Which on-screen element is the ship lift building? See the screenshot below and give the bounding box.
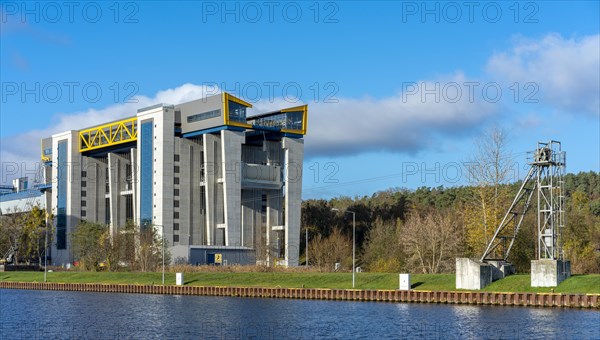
[1,93,307,267]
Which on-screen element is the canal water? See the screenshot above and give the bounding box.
[1,289,598,339]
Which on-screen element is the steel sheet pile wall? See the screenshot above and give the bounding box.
[0,282,597,308]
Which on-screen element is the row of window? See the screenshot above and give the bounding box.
[187,109,221,123]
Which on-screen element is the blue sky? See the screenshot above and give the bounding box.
[1,1,599,199]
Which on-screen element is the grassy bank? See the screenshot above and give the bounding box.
[1,271,598,294]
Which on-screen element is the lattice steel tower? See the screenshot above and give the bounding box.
[534,141,566,260]
[481,141,566,262]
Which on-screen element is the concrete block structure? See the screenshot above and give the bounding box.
[455,258,514,290]
[4,92,307,267]
[531,259,571,287]
[456,258,493,290]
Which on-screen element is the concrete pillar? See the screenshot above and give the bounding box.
[203,133,217,245]
[83,157,98,223]
[191,140,204,245]
[221,130,244,247]
[130,148,137,225]
[283,137,303,266]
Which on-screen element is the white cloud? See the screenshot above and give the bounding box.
[1,77,500,184]
[487,33,600,116]
[0,83,220,184]
[304,73,497,157]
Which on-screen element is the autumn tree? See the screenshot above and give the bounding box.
[20,204,53,266]
[563,191,600,273]
[361,218,404,272]
[71,221,107,271]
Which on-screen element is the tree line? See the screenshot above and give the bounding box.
[301,171,600,274]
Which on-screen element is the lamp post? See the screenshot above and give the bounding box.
[305,227,309,266]
[44,221,48,283]
[332,208,356,288]
[162,226,165,286]
[154,224,165,285]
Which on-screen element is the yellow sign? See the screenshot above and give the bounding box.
[215,253,222,264]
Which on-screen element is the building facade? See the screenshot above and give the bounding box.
[31,92,307,266]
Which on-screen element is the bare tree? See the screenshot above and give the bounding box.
[401,211,462,274]
[464,126,515,254]
[308,228,352,271]
[135,227,168,272]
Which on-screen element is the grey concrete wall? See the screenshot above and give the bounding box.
[456,258,493,290]
[241,189,259,248]
[178,95,224,134]
[531,260,571,287]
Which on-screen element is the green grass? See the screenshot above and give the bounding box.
[482,274,600,294]
[1,271,598,294]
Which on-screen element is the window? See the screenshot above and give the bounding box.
[187,109,221,123]
[228,100,247,123]
[174,223,179,231]
[126,195,133,221]
[174,189,179,196]
[81,181,86,187]
[81,200,86,207]
[174,177,180,185]
[174,166,180,173]
[174,154,180,162]
[81,210,86,217]
[261,194,267,225]
[125,164,132,190]
[105,198,111,225]
[174,211,179,219]
[81,191,86,197]
[56,141,67,249]
[174,200,179,208]
[81,170,87,177]
[140,121,153,226]
[173,234,179,243]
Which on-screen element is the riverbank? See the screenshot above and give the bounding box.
[1,272,599,294]
[1,281,598,309]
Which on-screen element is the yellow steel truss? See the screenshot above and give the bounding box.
[79,117,137,152]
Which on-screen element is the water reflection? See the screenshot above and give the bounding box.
[1,289,598,339]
